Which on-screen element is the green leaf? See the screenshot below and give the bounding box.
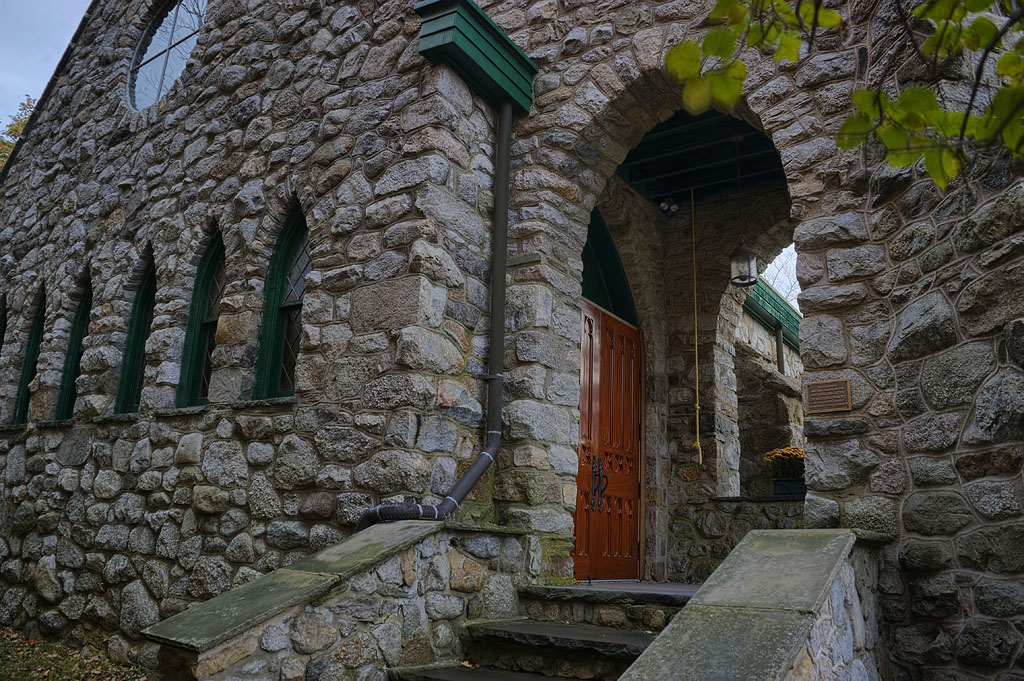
[800,3,842,29]
[894,86,942,128]
[703,27,738,58]
[817,7,842,28]
[709,0,739,20]
[682,77,713,114]
[965,0,993,10]
[852,89,882,118]
[878,123,909,150]
[924,146,961,190]
[886,148,923,166]
[728,59,748,80]
[775,32,801,62]
[798,2,815,25]
[964,16,999,51]
[772,0,799,26]
[1002,111,1024,154]
[728,2,750,26]
[921,20,966,59]
[747,23,764,48]
[710,70,744,108]
[666,41,702,82]
[837,113,875,149]
[936,110,967,136]
[997,51,1022,79]
[898,86,940,114]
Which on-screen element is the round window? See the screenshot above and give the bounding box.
[129,0,208,109]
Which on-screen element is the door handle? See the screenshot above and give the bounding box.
[592,456,609,512]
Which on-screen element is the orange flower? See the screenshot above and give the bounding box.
[762,446,805,478]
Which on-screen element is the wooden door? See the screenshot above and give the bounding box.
[572,299,642,581]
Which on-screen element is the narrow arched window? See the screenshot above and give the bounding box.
[253,209,310,399]
[56,283,93,421]
[115,264,157,414]
[13,296,45,425]
[177,234,225,407]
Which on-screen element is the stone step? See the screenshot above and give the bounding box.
[517,582,698,632]
[390,666,576,681]
[466,620,655,659]
[463,620,655,679]
[519,582,698,607]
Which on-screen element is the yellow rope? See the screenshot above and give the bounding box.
[691,189,702,467]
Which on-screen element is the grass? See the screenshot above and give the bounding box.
[0,628,149,681]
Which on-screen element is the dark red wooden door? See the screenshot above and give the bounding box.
[572,299,642,581]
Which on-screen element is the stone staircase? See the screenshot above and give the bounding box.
[390,582,698,681]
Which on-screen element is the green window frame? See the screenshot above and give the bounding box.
[13,296,46,425]
[115,264,157,414]
[0,302,6,361]
[55,284,93,421]
[253,209,310,399]
[177,234,226,407]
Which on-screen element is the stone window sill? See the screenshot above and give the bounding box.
[152,405,211,419]
[37,419,75,429]
[0,423,27,434]
[228,395,297,410]
[93,412,140,424]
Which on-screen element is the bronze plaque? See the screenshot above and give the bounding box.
[805,379,853,414]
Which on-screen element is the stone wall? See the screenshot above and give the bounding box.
[798,174,1024,679]
[153,524,535,681]
[0,0,519,659]
[784,545,881,681]
[668,497,804,583]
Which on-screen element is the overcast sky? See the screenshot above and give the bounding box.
[0,1,92,125]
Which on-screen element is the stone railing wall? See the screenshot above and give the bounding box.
[620,530,883,681]
[144,520,543,680]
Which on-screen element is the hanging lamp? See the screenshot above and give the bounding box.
[727,134,758,287]
[729,241,758,287]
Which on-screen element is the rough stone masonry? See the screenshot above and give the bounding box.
[0,0,1022,678]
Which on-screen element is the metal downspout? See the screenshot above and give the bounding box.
[357,99,514,530]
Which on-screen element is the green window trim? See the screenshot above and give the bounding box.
[253,209,310,400]
[742,278,801,351]
[581,209,638,325]
[115,264,157,414]
[13,296,46,425]
[0,303,6,362]
[177,234,225,407]
[55,284,93,420]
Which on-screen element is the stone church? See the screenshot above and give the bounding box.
[0,0,1021,678]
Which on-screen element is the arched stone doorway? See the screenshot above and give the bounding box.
[541,108,806,582]
[495,21,846,583]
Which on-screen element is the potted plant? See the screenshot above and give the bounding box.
[763,446,806,496]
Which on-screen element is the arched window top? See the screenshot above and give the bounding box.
[177,233,225,407]
[13,294,46,425]
[130,0,208,109]
[115,263,157,414]
[254,209,310,399]
[56,283,93,421]
[582,209,637,326]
